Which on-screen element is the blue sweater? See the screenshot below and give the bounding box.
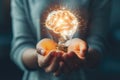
[11,0,111,80]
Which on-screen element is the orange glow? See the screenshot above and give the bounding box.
[36,39,58,56]
[45,9,78,40]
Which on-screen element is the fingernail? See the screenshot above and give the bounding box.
[41,50,45,54]
[37,48,45,55]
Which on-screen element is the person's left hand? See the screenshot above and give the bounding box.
[54,38,88,75]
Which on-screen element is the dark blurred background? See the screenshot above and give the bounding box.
[0,0,22,80]
[0,0,120,80]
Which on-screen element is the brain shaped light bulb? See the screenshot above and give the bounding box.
[45,9,78,40]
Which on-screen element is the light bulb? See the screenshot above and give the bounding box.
[45,9,78,52]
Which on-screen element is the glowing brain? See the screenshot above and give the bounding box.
[45,10,78,39]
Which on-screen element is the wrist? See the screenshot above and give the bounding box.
[22,48,39,70]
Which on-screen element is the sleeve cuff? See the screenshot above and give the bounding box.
[88,43,103,55]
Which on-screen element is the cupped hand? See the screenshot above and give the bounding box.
[36,38,88,76]
[36,38,63,74]
[37,50,63,73]
[65,38,88,59]
[62,38,88,72]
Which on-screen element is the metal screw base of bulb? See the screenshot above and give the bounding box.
[57,44,68,52]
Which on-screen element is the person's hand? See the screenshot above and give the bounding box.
[62,38,88,73]
[66,38,88,59]
[37,50,63,73]
[36,39,63,75]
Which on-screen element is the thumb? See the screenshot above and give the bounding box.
[79,42,88,59]
[36,47,45,55]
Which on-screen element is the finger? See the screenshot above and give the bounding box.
[79,41,88,59]
[72,57,82,70]
[37,54,45,67]
[69,51,84,68]
[64,52,82,70]
[36,47,45,55]
[53,61,64,76]
[38,51,55,68]
[68,52,81,69]
[45,52,62,73]
[63,52,77,70]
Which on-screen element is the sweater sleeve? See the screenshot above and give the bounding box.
[10,0,36,71]
[87,0,111,54]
